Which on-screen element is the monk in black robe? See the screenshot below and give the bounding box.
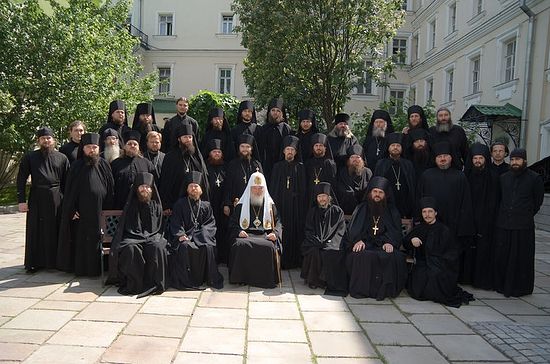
[465,143,500,289]
[98,100,130,150]
[100,128,122,163]
[401,105,430,155]
[295,109,319,161]
[161,97,200,152]
[159,124,209,212]
[417,142,475,283]
[109,172,168,296]
[131,102,160,152]
[304,133,338,206]
[491,141,510,175]
[143,131,165,182]
[205,139,229,264]
[494,148,544,297]
[270,136,307,269]
[428,107,469,170]
[200,107,235,162]
[403,128,434,179]
[223,134,263,217]
[259,97,292,180]
[362,110,395,170]
[403,197,474,307]
[374,133,416,226]
[335,145,372,215]
[301,183,347,296]
[230,100,262,156]
[345,177,407,300]
[111,130,156,209]
[327,113,359,169]
[59,120,85,164]
[228,172,282,288]
[17,127,70,272]
[166,171,223,289]
[57,133,114,276]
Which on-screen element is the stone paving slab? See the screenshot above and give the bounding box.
[180,327,246,355]
[123,313,189,338]
[377,345,449,364]
[428,334,509,361]
[0,328,52,344]
[246,341,312,363]
[23,344,105,364]
[3,309,75,331]
[361,322,431,345]
[101,335,180,363]
[173,352,244,364]
[248,318,308,342]
[46,320,124,347]
[309,331,377,357]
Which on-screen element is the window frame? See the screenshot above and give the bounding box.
[158,13,174,36]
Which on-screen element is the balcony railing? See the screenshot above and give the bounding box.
[127,24,150,50]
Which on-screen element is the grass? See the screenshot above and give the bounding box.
[0,184,26,206]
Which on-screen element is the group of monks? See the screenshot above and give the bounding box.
[17,96,545,305]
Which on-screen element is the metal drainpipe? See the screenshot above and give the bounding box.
[519,0,535,149]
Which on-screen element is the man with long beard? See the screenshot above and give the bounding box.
[57,133,114,276]
[111,130,156,209]
[98,100,130,150]
[159,124,209,213]
[401,105,430,156]
[465,143,500,289]
[108,172,168,296]
[259,97,292,180]
[223,134,263,217]
[200,107,235,162]
[131,102,160,152]
[362,110,395,170]
[403,128,433,178]
[335,145,372,215]
[301,182,347,296]
[494,148,544,297]
[228,172,282,288]
[100,128,121,163]
[230,100,262,156]
[270,135,307,269]
[17,127,70,273]
[59,120,85,164]
[345,176,407,300]
[166,171,223,289]
[304,133,337,206]
[428,107,469,169]
[327,113,359,168]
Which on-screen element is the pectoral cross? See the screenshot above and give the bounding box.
[395,180,401,191]
[186,168,190,173]
[215,178,221,187]
[314,177,320,185]
[372,224,379,236]
[286,176,290,189]
[372,216,381,236]
[243,174,247,184]
[376,147,380,156]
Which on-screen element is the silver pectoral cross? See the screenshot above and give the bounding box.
[215,178,221,187]
[395,180,401,190]
[372,224,379,235]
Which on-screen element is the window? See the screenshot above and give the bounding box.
[426,78,434,102]
[389,90,405,115]
[446,68,454,102]
[158,67,171,95]
[401,0,408,11]
[475,0,483,15]
[411,34,419,63]
[355,61,373,95]
[428,20,436,50]
[504,38,516,82]
[409,86,417,105]
[392,38,408,64]
[219,68,232,94]
[159,14,173,36]
[471,56,481,93]
[221,14,234,34]
[448,3,457,34]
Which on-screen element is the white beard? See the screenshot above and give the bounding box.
[250,194,264,207]
[372,127,386,138]
[104,144,120,163]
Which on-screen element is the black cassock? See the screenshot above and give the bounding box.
[111,156,156,209]
[159,150,209,210]
[345,202,407,300]
[362,136,388,171]
[161,114,200,152]
[230,122,262,155]
[304,157,338,206]
[428,125,469,169]
[403,221,472,308]
[228,204,282,288]
[98,122,130,150]
[17,150,69,270]
[466,166,500,289]
[494,169,544,297]
[109,191,168,295]
[492,162,510,176]
[327,134,359,169]
[259,122,292,180]
[335,167,372,215]
[269,160,307,269]
[144,150,165,183]
[166,197,223,289]
[200,126,236,162]
[223,158,263,209]
[59,141,79,164]
[417,167,475,283]
[374,158,416,219]
[301,204,348,296]
[207,163,229,264]
[57,158,114,276]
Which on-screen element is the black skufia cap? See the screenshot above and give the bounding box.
[432,141,452,157]
[409,128,429,142]
[176,124,194,138]
[36,127,54,138]
[386,132,403,147]
[81,133,100,146]
[347,144,363,158]
[238,134,255,146]
[311,133,327,145]
[282,135,299,150]
[367,176,389,193]
[510,148,527,159]
[123,130,141,143]
[314,182,332,197]
[207,138,223,153]
[419,196,437,210]
[334,113,350,124]
[134,172,154,188]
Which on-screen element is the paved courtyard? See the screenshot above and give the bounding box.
[1,212,550,363]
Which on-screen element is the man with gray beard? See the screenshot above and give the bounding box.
[17,127,70,273]
[327,113,359,169]
[100,128,121,163]
[362,110,395,171]
[335,145,372,215]
[428,107,469,169]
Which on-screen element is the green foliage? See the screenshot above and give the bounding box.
[232,0,405,128]
[187,90,241,135]
[0,0,157,155]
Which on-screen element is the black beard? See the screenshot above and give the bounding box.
[40,145,53,156]
[85,154,99,166]
[139,122,153,135]
[436,122,452,133]
[207,156,224,166]
[511,163,526,175]
[348,164,364,176]
[180,143,195,155]
[268,114,282,124]
[367,195,387,217]
[240,153,251,161]
[472,164,485,172]
[413,147,430,165]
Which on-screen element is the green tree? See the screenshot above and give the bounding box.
[188,90,241,135]
[0,0,157,158]
[232,0,405,127]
